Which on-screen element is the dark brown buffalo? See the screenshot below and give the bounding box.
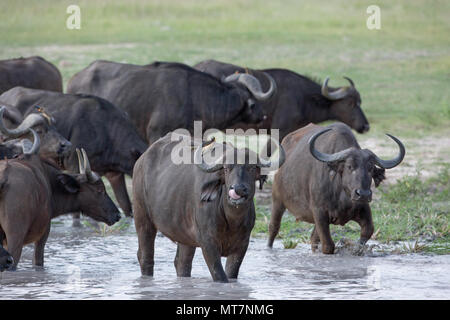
[133,133,285,282]
[0,56,63,94]
[0,131,121,270]
[66,60,276,145]
[0,104,72,159]
[194,60,370,154]
[0,244,13,271]
[0,87,148,218]
[269,123,405,254]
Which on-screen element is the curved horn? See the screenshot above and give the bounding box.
[343,76,355,87]
[372,134,405,169]
[22,128,40,155]
[75,148,85,175]
[308,128,353,163]
[258,137,286,169]
[321,77,350,101]
[0,108,46,138]
[81,148,100,182]
[194,143,224,173]
[224,72,277,101]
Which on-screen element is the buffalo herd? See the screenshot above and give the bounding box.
[0,56,405,282]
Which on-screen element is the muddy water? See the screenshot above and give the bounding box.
[0,216,449,300]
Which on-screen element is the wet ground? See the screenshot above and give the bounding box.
[0,216,449,300]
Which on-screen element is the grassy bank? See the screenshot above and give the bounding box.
[253,166,450,254]
[1,0,448,253]
[0,0,449,138]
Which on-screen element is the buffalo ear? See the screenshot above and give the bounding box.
[57,173,80,194]
[373,166,386,187]
[327,161,343,174]
[200,179,223,202]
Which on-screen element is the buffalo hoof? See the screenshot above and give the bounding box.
[321,244,335,254]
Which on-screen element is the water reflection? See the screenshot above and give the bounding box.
[0,216,448,300]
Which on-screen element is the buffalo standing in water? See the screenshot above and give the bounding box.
[0,87,147,218]
[0,131,121,270]
[269,123,405,254]
[133,133,285,282]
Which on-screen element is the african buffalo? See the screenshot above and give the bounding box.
[0,245,13,272]
[268,123,405,254]
[66,60,276,144]
[0,56,63,94]
[0,107,38,159]
[0,87,148,217]
[133,133,285,282]
[0,104,72,160]
[194,60,370,154]
[0,131,121,270]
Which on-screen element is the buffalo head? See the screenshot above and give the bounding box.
[309,128,405,203]
[321,77,370,134]
[57,148,121,225]
[195,138,285,206]
[222,72,277,124]
[0,106,72,158]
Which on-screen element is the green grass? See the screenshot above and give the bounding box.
[0,0,448,252]
[0,0,449,138]
[253,166,450,253]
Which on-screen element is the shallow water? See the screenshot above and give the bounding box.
[0,216,449,300]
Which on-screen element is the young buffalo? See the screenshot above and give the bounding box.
[133,133,285,282]
[269,123,405,254]
[0,131,121,270]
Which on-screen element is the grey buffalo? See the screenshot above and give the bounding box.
[66,60,276,144]
[194,59,370,155]
[132,133,285,282]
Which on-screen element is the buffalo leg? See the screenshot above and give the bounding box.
[225,241,249,279]
[313,212,335,254]
[72,212,82,227]
[310,226,320,252]
[33,224,50,267]
[5,233,26,271]
[174,243,196,277]
[200,243,228,283]
[354,205,374,245]
[104,172,133,217]
[134,202,156,276]
[267,198,286,248]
